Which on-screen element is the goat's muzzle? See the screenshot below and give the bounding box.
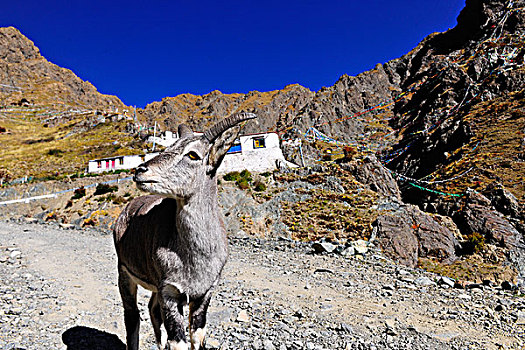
[133,165,156,185]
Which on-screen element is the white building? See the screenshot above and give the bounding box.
[87,132,297,174]
[87,153,159,173]
[217,132,296,174]
[147,131,178,148]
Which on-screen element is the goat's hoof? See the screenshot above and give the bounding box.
[166,340,189,350]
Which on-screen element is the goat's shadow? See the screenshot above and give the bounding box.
[62,326,125,350]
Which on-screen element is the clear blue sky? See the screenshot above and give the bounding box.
[2,0,465,107]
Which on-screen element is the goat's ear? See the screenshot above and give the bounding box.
[178,124,193,138]
[206,125,240,175]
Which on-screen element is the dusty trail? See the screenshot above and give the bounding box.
[0,221,523,349]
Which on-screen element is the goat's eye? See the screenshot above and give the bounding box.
[187,151,201,160]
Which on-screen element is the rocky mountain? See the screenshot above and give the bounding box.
[376,0,525,283]
[0,26,124,109]
[136,0,525,284]
[139,66,399,160]
[0,0,524,286]
[138,84,315,135]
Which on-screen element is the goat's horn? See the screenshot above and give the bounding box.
[203,113,257,142]
[178,124,193,138]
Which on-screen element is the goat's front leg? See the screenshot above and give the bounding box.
[160,285,188,350]
[118,266,140,350]
[189,290,213,350]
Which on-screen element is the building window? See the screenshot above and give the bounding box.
[253,137,266,149]
[227,140,242,154]
[97,161,102,168]
[119,157,124,165]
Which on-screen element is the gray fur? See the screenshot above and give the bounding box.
[113,113,256,350]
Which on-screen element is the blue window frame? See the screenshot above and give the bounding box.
[227,141,242,154]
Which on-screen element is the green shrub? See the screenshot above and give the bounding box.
[236,179,250,190]
[94,183,118,196]
[47,149,64,157]
[253,181,267,192]
[464,231,485,254]
[71,187,86,200]
[70,172,86,179]
[240,169,252,181]
[112,196,127,205]
[96,193,117,202]
[40,174,59,181]
[223,171,241,181]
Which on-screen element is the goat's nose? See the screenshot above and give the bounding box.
[135,165,149,174]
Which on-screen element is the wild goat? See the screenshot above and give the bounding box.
[113,113,256,350]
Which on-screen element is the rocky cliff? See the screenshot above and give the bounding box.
[378,0,525,282]
[139,66,399,162]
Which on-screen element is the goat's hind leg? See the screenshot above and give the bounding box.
[189,290,213,350]
[149,292,167,349]
[118,266,140,350]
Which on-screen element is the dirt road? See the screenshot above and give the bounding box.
[0,221,523,349]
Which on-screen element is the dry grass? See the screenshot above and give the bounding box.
[419,254,517,284]
[278,165,380,242]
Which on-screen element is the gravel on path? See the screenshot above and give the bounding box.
[0,221,524,349]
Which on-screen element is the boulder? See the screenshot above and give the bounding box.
[312,241,337,254]
[454,203,520,248]
[454,189,521,249]
[483,183,523,219]
[343,156,401,199]
[453,190,525,284]
[375,212,419,267]
[374,200,459,268]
